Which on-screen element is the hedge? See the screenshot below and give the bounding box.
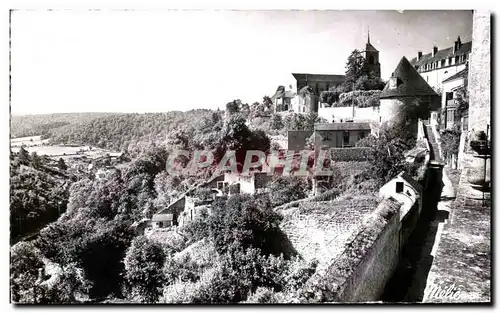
[324,90,381,108]
[330,148,371,162]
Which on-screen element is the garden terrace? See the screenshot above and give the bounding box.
[279,192,379,269]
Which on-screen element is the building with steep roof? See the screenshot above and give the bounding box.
[409,36,471,91]
[379,56,439,124]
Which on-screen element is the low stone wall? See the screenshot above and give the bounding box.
[300,197,402,302]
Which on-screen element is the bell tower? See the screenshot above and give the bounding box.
[364,29,381,78]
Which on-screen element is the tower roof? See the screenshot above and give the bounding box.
[365,29,378,52]
[379,56,438,99]
[366,42,379,52]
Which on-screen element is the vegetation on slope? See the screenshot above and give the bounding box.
[10,148,71,244]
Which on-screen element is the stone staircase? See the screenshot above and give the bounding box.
[424,125,443,163]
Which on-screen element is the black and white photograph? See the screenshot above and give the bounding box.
[8,7,492,305]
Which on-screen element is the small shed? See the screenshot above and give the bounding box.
[151,213,174,229]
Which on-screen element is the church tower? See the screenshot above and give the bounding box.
[364,30,381,78]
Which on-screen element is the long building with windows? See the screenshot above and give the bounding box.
[409,36,471,92]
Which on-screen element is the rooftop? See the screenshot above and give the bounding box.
[314,122,371,131]
[151,213,173,222]
[292,73,345,83]
[409,41,472,67]
[380,56,439,99]
[443,67,469,83]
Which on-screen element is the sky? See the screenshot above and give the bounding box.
[10,9,473,115]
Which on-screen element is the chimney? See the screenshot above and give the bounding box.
[453,36,462,54]
[417,51,422,61]
[432,46,438,57]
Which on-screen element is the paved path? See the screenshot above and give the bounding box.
[381,123,450,302]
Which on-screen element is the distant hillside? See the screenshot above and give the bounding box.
[10,113,115,138]
[46,110,220,153]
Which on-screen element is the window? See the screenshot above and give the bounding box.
[358,132,366,141]
[441,59,446,67]
[455,56,460,64]
[448,57,453,65]
[343,131,349,145]
[369,55,375,64]
[447,110,455,122]
[396,182,404,193]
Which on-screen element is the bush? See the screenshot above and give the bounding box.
[336,90,381,108]
[10,242,45,303]
[123,236,166,303]
[329,148,371,161]
[268,176,309,207]
[192,245,288,303]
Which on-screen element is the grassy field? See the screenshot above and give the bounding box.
[10,135,118,160]
[10,135,50,147]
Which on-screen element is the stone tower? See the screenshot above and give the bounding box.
[364,30,381,78]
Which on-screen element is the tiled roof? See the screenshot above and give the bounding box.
[152,213,173,222]
[409,41,472,67]
[399,171,422,193]
[442,67,469,83]
[292,73,345,83]
[314,122,371,131]
[379,56,439,99]
[271,90,296,101]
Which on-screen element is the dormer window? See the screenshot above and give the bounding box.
[389,77,398,89]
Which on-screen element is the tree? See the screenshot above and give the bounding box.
[455,86,469,120]
[270,114,284,130]
[356,125,418,186]
[354,75,386,91]
[267,176,308,207]
[440,126,461,168]
[226,100,241,115]
[10,242,45,303]
[207,194,284,256]
[303,112,326,131]
[263,96,273,111]
[194,245,287,303]
[123,236,166,303]
[342,49,367,92]
[58,158,67,171]
[31,152,41,169]
[18,147,30,165]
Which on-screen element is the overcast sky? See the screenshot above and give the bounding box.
[10,10,473,115]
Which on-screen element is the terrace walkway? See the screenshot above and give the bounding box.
[382,123,491,303]
[381,122,447,302]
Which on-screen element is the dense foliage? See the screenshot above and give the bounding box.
[11,113,115,138]
[10,148,71,243]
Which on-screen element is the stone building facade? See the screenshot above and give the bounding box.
[409,36,472,91]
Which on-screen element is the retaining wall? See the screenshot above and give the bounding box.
[301,197,402,302]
